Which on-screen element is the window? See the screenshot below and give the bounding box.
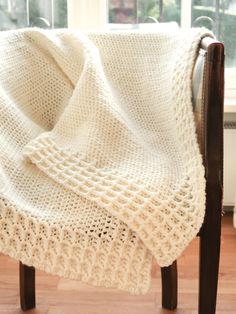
[109,0,180,25]
[0,0,67,29]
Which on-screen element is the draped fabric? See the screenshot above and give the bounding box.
[0,26,210,294]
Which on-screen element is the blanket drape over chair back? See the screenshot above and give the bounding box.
[0,26,211,294]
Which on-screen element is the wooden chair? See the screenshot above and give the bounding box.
[19,37,224,314]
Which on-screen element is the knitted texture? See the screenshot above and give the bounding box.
[0,26,210,294]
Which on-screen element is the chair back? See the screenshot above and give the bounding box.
[192,37,224,225]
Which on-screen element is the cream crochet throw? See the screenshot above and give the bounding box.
[0,26,209,294]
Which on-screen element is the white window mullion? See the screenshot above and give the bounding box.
[67,0,108,30]
[51,0,55,29]
[181,0,192,28]
[26,0,30,26]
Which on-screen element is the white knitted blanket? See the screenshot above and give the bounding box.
[0,26,209,294]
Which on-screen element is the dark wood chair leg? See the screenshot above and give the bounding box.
[198,185,222,314]
[19,262,36,311]
[161,261,177,310]
[199,229,221,314]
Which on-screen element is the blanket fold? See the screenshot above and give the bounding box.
[0,26,209,294]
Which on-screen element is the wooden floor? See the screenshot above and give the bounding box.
[0,213,235,314]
